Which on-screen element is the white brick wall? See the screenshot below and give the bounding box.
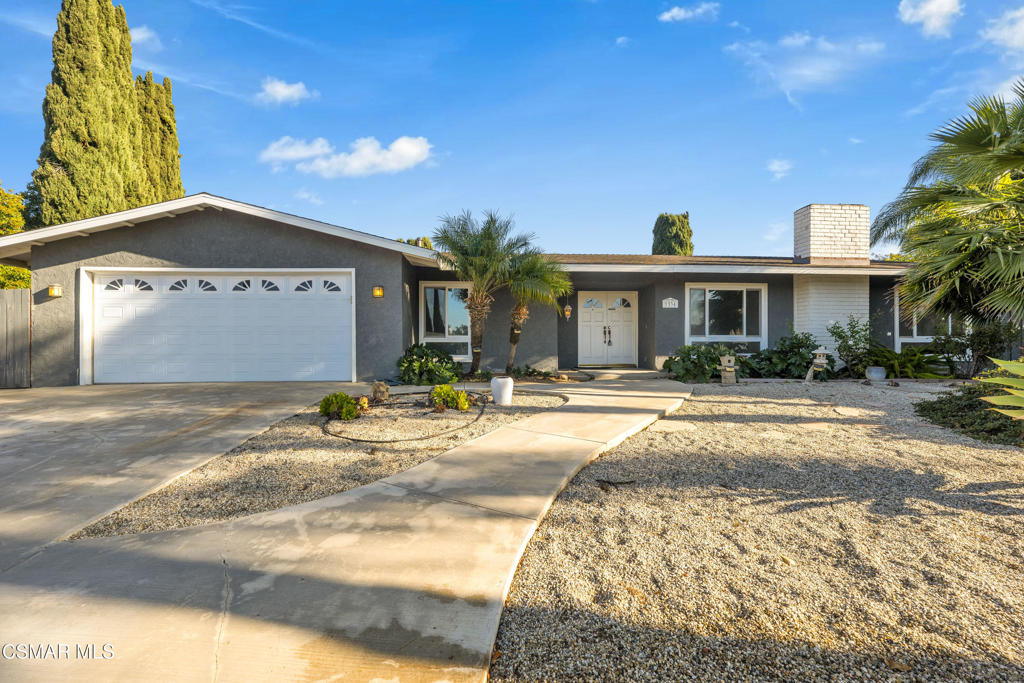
[793,204,870,261]
[793,275,870,357]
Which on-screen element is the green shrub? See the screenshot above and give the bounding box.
[747,332,834,379]
[429,383,470,411]
[319,392,359,420]
[509,365,553,380]
[662,345,722,382]
[826,315,873,377]
[933,320,1021,378]
[915,380,1024,446]
[398,344,461,385]
[867,344,948,379]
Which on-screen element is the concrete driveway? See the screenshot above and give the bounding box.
[0,379,688,682]
[0,382,355,571]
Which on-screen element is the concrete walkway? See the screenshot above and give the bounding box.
[0,380,688,682]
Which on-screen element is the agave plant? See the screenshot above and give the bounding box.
[979,358,1024,419]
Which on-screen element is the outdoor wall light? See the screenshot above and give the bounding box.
[372,286,384,298]
[48,284,63,298]
[563,303,573,320]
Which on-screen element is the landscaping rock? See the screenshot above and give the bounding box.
[491,381,1023,682]
[73,393,564,538]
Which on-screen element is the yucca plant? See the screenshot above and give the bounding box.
[979,358,1024,419]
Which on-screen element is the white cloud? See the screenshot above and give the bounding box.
[259,136,335,165]
[763,221,788,242]
[982,7,1024,54]
[898,0,961,38]
[0,14,52,37]
[849,137,864,144]
[295,136,432,178]
[190,0,328,54]
[994,75,1024,100]
[294,189,324,205]
[131,25,163,51]
[728,20,751,33]
[766,158,792,180]
[778,32,812,48]
[134,57,247,100]
[726,33,885,106]
[256,77,319,105]
[615,36,630,47]
[658,2,719,23]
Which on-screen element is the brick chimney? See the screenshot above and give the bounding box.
[793,204,870,265]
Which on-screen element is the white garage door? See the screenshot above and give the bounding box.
[93,271,354,383]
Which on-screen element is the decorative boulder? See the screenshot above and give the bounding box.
[371,381,390,403]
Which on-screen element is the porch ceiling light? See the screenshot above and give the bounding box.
[48,283,64,298]
[372,286,384,298]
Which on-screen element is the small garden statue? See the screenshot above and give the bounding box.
[718,354,737,385]
[805,347,829,382]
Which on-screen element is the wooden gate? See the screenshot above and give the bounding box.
[1,289,30,388]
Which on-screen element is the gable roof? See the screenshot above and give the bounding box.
[0,193,440,267]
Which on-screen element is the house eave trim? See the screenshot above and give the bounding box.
[562,263,908,275]
[0,193,440,265]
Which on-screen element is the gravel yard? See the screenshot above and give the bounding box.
[74,391,564,538]
[491,381,1024,682]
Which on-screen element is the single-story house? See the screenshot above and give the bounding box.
[0,194,936,386]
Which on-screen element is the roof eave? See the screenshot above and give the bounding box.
[0,193,441,266]
[561,263,908,275]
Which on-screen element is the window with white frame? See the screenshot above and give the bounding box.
[894,291,966,351]
[684,283,767,353]
[420,282,471,360]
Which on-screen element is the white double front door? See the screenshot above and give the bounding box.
[577,291,637,366]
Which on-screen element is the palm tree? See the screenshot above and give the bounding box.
[871,81,1024,324]
[433,210,533,374]
[504,251,573,373]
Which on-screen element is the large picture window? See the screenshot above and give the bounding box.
[420,282,471,360]
[894,290,966,351]
[684,283,767,353]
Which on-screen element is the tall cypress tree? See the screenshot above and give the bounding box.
[136,72,184,202]
[651,212,694,255]
[24,0,183,227]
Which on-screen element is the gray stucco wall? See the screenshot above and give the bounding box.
[558,272,794,368]
[30,209,410,386]
[408,267,559,372]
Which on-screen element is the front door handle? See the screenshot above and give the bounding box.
[606,325,612,347]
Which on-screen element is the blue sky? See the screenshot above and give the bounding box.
[1,1,1022,255]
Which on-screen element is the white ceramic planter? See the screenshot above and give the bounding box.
[491,376,514,406]
[865,366,886,381]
